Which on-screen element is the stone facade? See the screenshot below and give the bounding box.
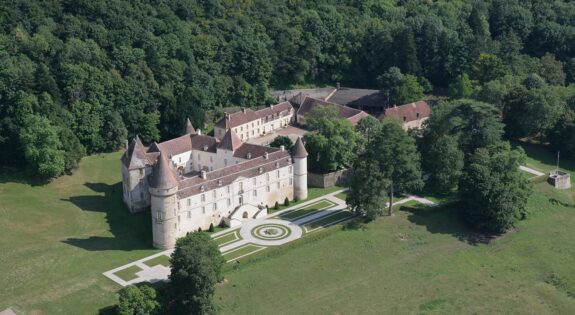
[121,127,308,249]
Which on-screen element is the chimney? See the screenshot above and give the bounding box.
[201,170,207,179]
[247,152,252,159]
[336,82,340,90]
[264,152,269,160]
[225,112,230,120]
[241,107,246,113]
[280,145,285,151]
[197,129,202,135]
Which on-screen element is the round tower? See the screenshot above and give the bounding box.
[292,137,308,200]
[149,152,179,249]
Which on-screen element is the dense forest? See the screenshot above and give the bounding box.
[2,0,575,178]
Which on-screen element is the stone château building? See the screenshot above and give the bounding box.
[121,120,308,249]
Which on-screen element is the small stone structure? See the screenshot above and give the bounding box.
[548,170,571,189]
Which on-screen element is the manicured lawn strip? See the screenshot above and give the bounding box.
[268,186,344,213]
[334,191,347,201]
[113,265,142,282]
[142,255,170,268]
[223,244,266,262]
[280,200,335,220]
[303,211,354,231]
[214,231,240,246]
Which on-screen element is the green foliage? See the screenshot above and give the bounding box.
[539,53,565,86]
[448,73,473,99]
[19,114,65,178]
[208,223,215,233]
[425,135,464,193]
[459,142,532,233]
[348,119,423,218]
[378,67,424,105]
[284,197,290,207]
[117,284,160,315]
[169,232,225,315]
[355,116,380,144]
[274,202,280,210]
[304,105,360,173]
[269,136,293,150]
[472,54,510,84]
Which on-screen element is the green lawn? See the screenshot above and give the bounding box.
[1,143,574,314]
[223,244,266,262]
[0,152,159,314]
[214,144,575,314]
[214,231,241,246]
[303,211,355,231]
[334,191,347,201]
[279,200,335,220]
[113,265,142,281]
[268,186,343,213]
[142,255,170,268]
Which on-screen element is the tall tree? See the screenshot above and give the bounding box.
[424,134,464,194]
[117,284,160,315]
[19,114,65,178]
[448,73,473,99]
[459,142,531,234]
[348,119,423,217]
[169,232,225,315]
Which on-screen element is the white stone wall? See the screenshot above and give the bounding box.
[294,157,308,200]
[150,185,179,249]
[215,112,293,141]
[122,164,151,213]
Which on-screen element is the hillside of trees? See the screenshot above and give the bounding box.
[2,0,575,178]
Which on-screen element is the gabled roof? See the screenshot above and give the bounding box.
[156,135,192,157]
[214,102,294,130]
[184,118,196,135]
[297,96,369,126]
[149,153,178,189]
[218,129,242,151]
[383,101,431,122]
[326,87,386,108]
[292,137,308,158]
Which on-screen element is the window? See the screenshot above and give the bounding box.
[227,198,231,206]
[239,182,243,190]
[213,203,217,211]
[289,166,293,173]
[201,194,205,202]
[198,154,201,161]
[139,169,144,176]
[224,159,227,166]
[266,173,270,181]
[277,182,280,189]
[277,170,280,177]
[210,156,213,163]
[227,186,230,193]
[253,189,257,197]
[202,206,205,214]
[213,190,216,199]
[179,157,181,163]
[403,116,407,122]
[156,212,161,220]
[187,199,191,207]
[266,185,270,192]
[289,178,293,185]
[187,211,191,219]
[253,178,256,185]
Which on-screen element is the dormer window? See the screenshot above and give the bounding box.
[247,152,252,159]
[200,185,205,192]
[258,167,263,174]
[416,112,420,119]
[275,162,280,168]
[203,145,208,151]
[403,116,407,122]
[218,179,222,186]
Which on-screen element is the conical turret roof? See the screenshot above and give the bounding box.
[184,118,196,135]
[292,137,308,158]
[149,153,178,189]
[219,128,242,151]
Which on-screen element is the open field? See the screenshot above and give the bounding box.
[214,145,575,314]
[0,152,344,314]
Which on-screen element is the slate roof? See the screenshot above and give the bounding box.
[218,129,242,151]
[149,153,178,189]
[184,118,196,134]
[292,137,308,158]
[214,102,293,129]
[382,101,431,122]
[121,135,147,170]
[177,150,292,199]
[297,96,370,126]
[326,87,387,108]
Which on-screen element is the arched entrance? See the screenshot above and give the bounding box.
[242,211,248,219]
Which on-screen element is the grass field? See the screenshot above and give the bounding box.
[1,144,574,314]
[142,255,170,268]
[279,200,335,220]
[214,145,575,314]
[113,265,142,282]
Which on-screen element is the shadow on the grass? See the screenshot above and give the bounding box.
[401,203,492,246]
[61,182,153,251]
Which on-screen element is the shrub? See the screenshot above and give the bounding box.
[208,223,215,232]
[197,227,202,232]
[284,197,290,207]
[274,202,280,210]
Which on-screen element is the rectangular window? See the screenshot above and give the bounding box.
[289,166,292,173]
[213,203,217,211]
[239,182,243,190]
[187,211,191,219]
[289,178,293,186]
[277,170,280,178]
[253,189,257,197]
[210,156,213,163]
[227,186,230,193]
[266,185,270,192]
[213,191,216,199]
[187,199,191,207]
[277,182,280,189]
[202,206,205,214]
[201,194,205,202]
[227,198,231,206]
[266,173,270,181]
[156,212,161,220]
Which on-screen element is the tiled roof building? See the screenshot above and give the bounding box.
[381,100,431,130]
